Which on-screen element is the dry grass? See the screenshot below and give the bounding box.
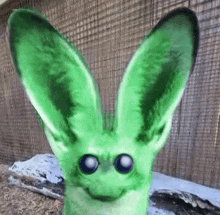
[1,164,218,215]
[0,164,62,215]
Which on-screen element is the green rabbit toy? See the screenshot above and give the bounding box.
[7,7,199,215]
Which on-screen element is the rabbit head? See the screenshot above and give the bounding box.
[7,7,199,215]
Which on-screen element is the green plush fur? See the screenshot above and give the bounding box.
[7,7,199,214]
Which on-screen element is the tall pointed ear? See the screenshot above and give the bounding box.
[115,8,199,152]
[7,8,103,158]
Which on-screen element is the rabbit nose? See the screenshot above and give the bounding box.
[90,194,115,202]
[93,195,116,202]
[85,187,124,202]
[85,181,125,200]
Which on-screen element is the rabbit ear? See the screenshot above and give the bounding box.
[115,8,199,152]
[7,8,103,156]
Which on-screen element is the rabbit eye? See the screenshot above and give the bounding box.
[114,154,133,174]
[79,154,98,174]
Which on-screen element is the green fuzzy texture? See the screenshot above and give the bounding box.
[7,7,199,215]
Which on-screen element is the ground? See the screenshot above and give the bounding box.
[0,164,219,215]
[0,164,62,215]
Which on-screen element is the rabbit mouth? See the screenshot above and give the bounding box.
[84,188,124,202]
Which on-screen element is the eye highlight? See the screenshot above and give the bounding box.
[114,154,133,174]
[79,154,98,174]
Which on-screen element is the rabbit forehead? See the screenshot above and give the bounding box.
[74,132,153,160]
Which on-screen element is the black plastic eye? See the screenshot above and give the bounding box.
[79,154,98,174]
[114,154,133,174]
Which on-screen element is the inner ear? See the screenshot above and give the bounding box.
[156,123,166,135]
[135,123,166,143]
